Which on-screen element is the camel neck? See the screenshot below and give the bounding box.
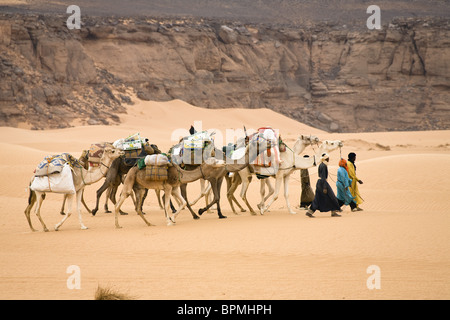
[175,163,204,183]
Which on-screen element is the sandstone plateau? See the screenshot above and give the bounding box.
[0,1,449,132]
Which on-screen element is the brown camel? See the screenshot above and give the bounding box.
[24,146,124,232]
[113,162,208,228]
[91,143,161,216]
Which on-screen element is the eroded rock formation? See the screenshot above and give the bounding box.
[0,13,449,131]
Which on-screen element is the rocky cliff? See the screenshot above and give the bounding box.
[0,12,449,131]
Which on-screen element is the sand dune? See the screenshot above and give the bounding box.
[0,99,449,300]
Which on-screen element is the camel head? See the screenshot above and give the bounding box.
[320,140,343,153]
[294,134,320,154]
[150,144,161,154]
[101,146,125,165]
[299,134,320,145]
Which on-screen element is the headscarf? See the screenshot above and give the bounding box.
[339,158,349,173]
[348,152,356,170]
[320,153,329,163]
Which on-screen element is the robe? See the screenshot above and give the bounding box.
[300,169,315,207]
[310,163,340,212]
[347,161,363,205]
[336,166,355,205]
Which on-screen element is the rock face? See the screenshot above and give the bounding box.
[0,13,449,131]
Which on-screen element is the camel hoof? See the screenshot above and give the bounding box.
[120,211,128,216]
[219,215,227,219]
[115,225,123,229]
[192,215,200,220]
[105,210,112,213]
[91,209,98,216]
[54,226,59,231]
[198,209,205,216]
[81,226,88,230]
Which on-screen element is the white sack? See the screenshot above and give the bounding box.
[144,154,169,166]
[30,164,76,194]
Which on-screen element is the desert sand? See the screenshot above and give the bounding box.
[0,98,449,300]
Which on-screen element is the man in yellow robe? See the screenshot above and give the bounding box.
[347,152,363,211]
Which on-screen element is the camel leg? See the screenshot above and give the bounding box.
[114,189,130,229]
[156,189,163,209]
[215,177,225,218]
[161,193,177,213]
[60,194,67,215]
[114,175,136,228]
[169,187,187,223]
[104,186,112,213]
[227,175,246,214]
[34,191,49,232]
[91,180,111,216]
[109,184,129,216]
[134,186,152,227]
[163,185,175,226]
[283,175,296,214]
[240,175,256,215]
[198,178,226,219]
[257,179,266,214]
[55,193,74,231]
[226,176,239,214]
[261,175,282,215]
[264,179,274,202]
[24,189,38,232]
[205,184,214,213]
[81,189,91,214]
[140,189,148,215]
[189,179,209,206]
[180,183,199,219]
[76,190,89,229]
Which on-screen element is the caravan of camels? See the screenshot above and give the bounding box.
[24,126,345,232]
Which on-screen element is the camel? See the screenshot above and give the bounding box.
[259,139,343,215]
[176,132,268,220]
[90,144,161,216]
[113,161,211,228]
[24,146,124,232]
[226,134,320,215]
[26,149,92,221]
[37,149,91,216]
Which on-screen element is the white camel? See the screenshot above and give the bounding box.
[24,146,124,232]
[259,139,343,214]
[226,135,320,215]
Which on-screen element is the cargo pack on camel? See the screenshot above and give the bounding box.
[171,130,215,166]
[31,153,82,194]
[141,154,171,181]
